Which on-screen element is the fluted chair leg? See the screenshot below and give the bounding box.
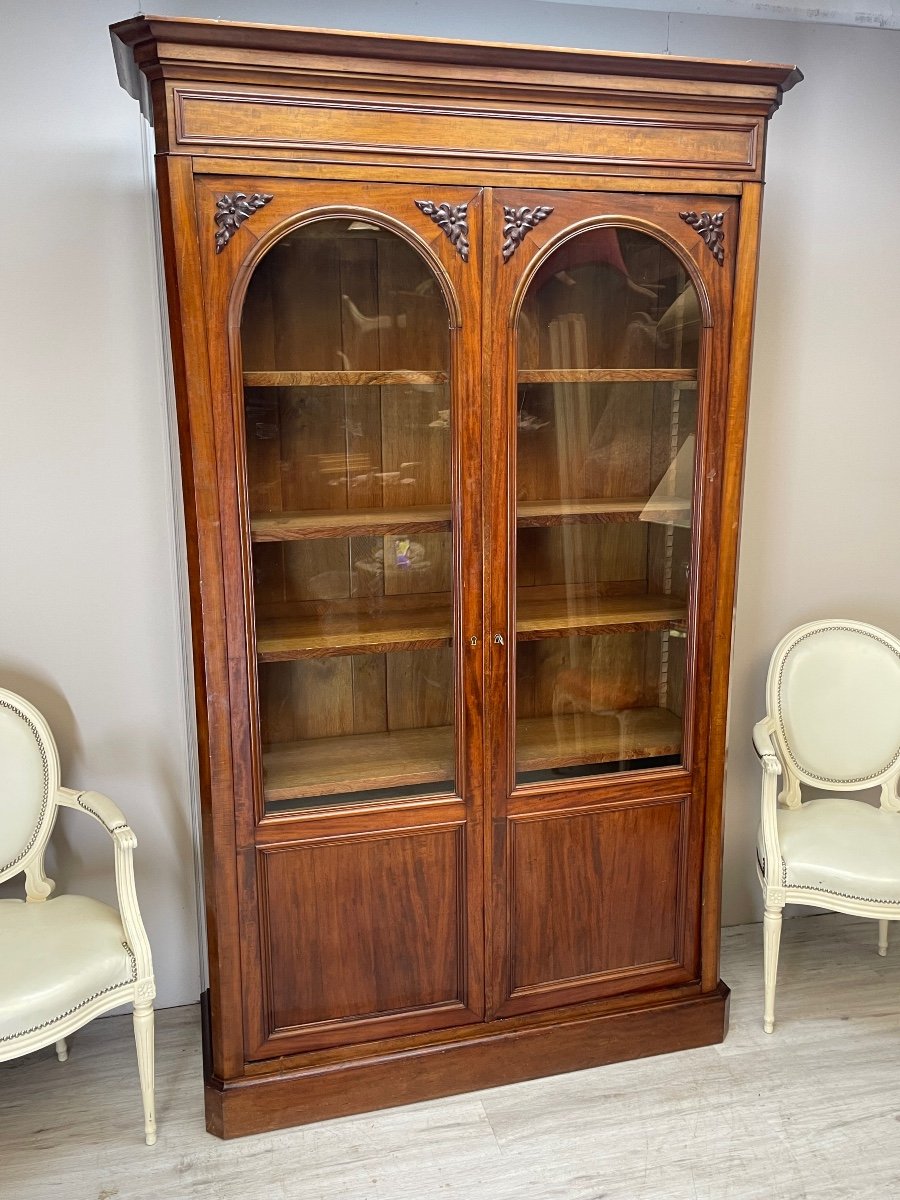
[763,903,783,1034]
[878,919,889,957]
[133,1002,156,1146]
[55,1038,68,1062]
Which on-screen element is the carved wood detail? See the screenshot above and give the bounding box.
[214,192,273,253]
[501,205,554,262]
[679,210,725,266]
[414,200,470,262]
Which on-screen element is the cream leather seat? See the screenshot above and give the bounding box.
[0,688,156,1144]
[754,620,900,1033]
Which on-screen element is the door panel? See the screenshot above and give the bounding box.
[194,178,485,1055]
[487,188,737,1015]
[251,823,468,1056]
[507,797,690,1010]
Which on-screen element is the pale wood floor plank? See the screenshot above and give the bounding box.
[2,913,900,1199]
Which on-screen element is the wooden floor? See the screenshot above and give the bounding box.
[4,913,900,1199]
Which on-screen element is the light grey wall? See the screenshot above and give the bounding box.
[1,0,898,1007]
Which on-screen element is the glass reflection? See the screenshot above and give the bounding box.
[515,227,699,783]
[241,219,455,811]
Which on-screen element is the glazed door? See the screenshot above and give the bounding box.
[194,178,485,1057]
[486,190,737,1017]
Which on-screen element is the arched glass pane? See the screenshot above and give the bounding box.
[241,218,455,811]
[515,227,699,783]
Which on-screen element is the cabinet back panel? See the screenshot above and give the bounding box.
[258,649,454,743]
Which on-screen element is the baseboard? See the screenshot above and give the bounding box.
[204,981,729,1139]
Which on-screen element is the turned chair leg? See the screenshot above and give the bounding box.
[133,1002,156,1146]
[878,919,890,958]
[763,903,783,1034]
[55,1038,68,1062]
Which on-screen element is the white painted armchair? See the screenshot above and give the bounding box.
[755,620,900,1034]
[0,688,156,1144]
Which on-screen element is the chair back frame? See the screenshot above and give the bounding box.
[765,619,900,811]
[0,689,61,898]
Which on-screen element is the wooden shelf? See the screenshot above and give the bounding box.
[516,708,682,774]
[249,497,690,542]
[518,369,697,384]
[244,370,448,388]
[255,592,684,661]
[264,725,455,801]
[518,497,691,527]
[256,602,452,661]
[517,593,686,640]
[245,369,693,388]
[262,706,681,801]
[251,505,452,542]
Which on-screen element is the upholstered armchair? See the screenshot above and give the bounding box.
[754,620,900,1034]
[0,687,156,1144]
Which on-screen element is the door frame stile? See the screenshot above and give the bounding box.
[155,153,247,1082]
[701,179,762,990]
[479,186,500,1017]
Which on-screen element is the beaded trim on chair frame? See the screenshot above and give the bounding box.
[75,792,128,834]
[0,699,50,876]
[0,942,138,1043]
[776,626,900,784]
[759,847,900,906]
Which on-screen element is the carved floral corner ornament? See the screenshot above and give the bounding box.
[501,205,554,262]
[414,200,470,262]
[214,192,274,254]
[679,210,725,266]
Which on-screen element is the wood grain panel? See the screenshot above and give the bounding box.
[508,799,686,993]
[516,525,648,588]
[376,232,448,370]
[243,396,282,515]
[259,828,464,1029]
[178,95,757,172]
[386,646,454,731]
[517,632,661,723]
[516,384,656,505]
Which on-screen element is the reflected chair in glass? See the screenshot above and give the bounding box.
[0,688,156,1144]
[754,620,900,1033]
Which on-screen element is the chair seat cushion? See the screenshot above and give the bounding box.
[777,797,900,903]
[0,894,135,1043]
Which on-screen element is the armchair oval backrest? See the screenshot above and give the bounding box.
[767,621,900,791]
[0,688,61,885]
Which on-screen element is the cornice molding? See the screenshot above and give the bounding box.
[111,16,801,112]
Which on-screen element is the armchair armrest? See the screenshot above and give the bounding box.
[58,787,136,844]
[754,718,785,888]
[752,720,782,775]
[56,787,153,990]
